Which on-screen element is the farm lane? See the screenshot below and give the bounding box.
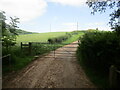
[3,41,95,88]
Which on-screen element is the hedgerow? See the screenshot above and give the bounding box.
[48,33,72,44]
[77,31,120,73]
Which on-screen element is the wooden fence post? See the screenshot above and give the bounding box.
[21,42,22,50]
[8,54,12,71]
[109,65,117,88]
[29,42,32,55]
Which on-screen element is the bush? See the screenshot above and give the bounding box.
[77,31,120,73]
[2,46,27,65]
[48,34,71,44]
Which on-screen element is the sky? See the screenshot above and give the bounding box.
[0,0,114,33]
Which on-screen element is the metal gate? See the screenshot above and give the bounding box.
[21,41,79,60]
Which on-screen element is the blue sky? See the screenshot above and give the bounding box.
[0,0,113,33]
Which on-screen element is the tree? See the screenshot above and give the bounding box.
[9,17,20,35]
[86,0,120,33]
[0,11,20,50]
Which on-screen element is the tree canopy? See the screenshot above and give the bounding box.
[86,0,120,33]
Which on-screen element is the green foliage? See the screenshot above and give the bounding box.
[71,31,79,35]
[2,35,16,48]
[2,46,33,74]
[47,31,83,44]
[87,29,98,32]
[0,11,20,49]
[9,17,20,35]
[48,34,71,44]
[77,31,120,73]
[31,44,60,55]
[63,32,84,44]
[77,31,120,87]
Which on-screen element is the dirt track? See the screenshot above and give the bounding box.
[3,41,95,88]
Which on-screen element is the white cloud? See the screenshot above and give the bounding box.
[47,0,87,6]
[0,0,47,22]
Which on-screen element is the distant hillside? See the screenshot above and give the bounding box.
[16,29,38,35]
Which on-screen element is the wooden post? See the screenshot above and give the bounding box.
[109,65,117,88]
[8,54,12,71]
[29,42,32,55]
[21,42,22,50]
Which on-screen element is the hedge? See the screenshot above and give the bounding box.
[48,34,71,44]
[77,31,120,73]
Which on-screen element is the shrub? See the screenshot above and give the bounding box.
[77,31,120,73]
[48,34,71,44]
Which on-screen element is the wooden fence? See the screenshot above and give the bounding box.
[21,42,32,55]
[21,42,50,55]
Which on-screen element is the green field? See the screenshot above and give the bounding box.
[16,32,67,43]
